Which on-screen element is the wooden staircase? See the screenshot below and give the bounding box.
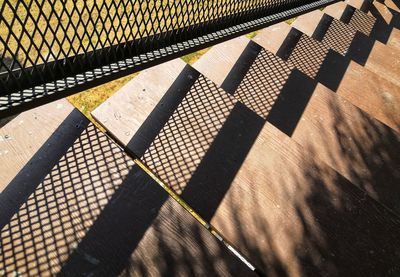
[1,0,400,275]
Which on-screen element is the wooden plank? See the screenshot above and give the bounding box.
[345,0,371,10]
[292,10,400,88]
[333,60,400,131]
[92,59,187,146]
[324,0,400,50]
[346,0,400,26]
[367,1,400,50]
[291,9,325,37]
[0,109,254,276]
[227,42,400,214]
[94,60,239,194]
[292,82,400,207]
[253,23,291,55]
[380,0,400,12]
[368,1,400,26]
[0,99,76,192]
[253,23,400,132]
[209,120,400,277]
[324,3,376,36]
[193,36,249,87]
[324,1,352,20]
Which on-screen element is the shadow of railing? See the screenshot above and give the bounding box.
[189,40,400,275]
[0,120,134,276]
[271,24,400,130]
[118,38,400,275]
[0,113,253,276]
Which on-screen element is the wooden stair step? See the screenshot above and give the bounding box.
[324,2,376,36]
[252,22,400,132]
[292,9,400,87]
[0,99,78,192]
[375,0,400,12]
[346,0,400,27]
[369,1,400,31]
[92,59,187,147]
[95,59,239,195]
[94,46,400,275]
[193,39,400,274]
[192,36,250,87]
[195,39,400,215]
[324,0,400,50]
[205,118,400,277]
[0,101,254,276]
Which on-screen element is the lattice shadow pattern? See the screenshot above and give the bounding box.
[234,49,294,119]
[348,9,376,36]
[287,35,329,79]
[321,19,358,55]
[142,75,236,194]
[0,124,134,276]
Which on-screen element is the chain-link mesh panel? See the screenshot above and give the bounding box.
[0,0,337,115]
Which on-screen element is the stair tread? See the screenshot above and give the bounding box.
[293,10,400,87]
[193,36,249,87]
[369,1,400,26]
[195,37,400,210]
[227,48,294,119]
[369,2,400,49]
[210,119,400,277]
[325,0,400,50]
[380,0,400,12]
[324,1,352,20]
[324,2,376,36]
[291,9,324,37]
[254,22,400,132]
[349,8,377,34]
[92,59,187,146]
[253,22,291,55]
[0,99,76,191]
[0,106,252,276]
[94,42,400,275]
[345,0,371,10]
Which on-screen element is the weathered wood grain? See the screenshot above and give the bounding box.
[92,59,187,147]
[324,1,351,20]
[291,9,324,37]
[193,36,249,87]
[0,99,76,192]
[209,120,400,277]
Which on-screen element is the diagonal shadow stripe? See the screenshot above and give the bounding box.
[0,110,88,230]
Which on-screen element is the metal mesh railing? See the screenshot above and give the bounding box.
[0,0,337,116]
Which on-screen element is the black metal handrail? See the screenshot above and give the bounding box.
[0,0,338,117]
